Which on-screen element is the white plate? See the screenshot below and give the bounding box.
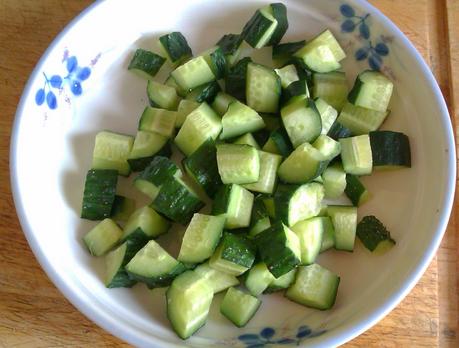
[10,0,455,347]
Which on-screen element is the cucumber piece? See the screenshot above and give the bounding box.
[340,135,373,175]
[275,64,299,89]
[243,150,282,194]
[178,214,225,264]
[345,174,370,206]
[110,195,135,222]
[174,102,222,156]
[194,262,239,293]
[322,163,346,198]
[314,98,338,134]
[348,70,394,112]
[278,143,328,184]
[216,144,260,185]
[246,62,281,113]
[151,176,204,225]
[262,195,276,218]
[265,268,296,293]
[294,29,345,73]
[127,131,170,172]
[92,131,134,176]
[248,196,271,237]
[338,102,389,135]
[263,127,293,157]
[166,271,213,339]
[233,133,260,149]
[201,46,227,79]
[291,217,324,265]
[369,131,411,169]
[122,206,171,247]
[216,33,244,66]
[220,101,265,140]
[81,169,118,220]
[185,80,221,104]
[245,262,276,296]
[209,233,256,275]
[241,6,278,49]
[83,218,122,256]
[312,134,341,161]
[134,156,181,199]
[138,107,177,138]
[220,287,261,327]
[165,74,187,97]
[286,264,340,310]
[357,215,395,253]
[287,57,314,83]
[171,56,216,91]
[128,48,165,78]
[312,72,348,111]
[126,239,186,288]
[146,80,180,110]
[319,216,335,252]
[273,40,306,66]
[281,97,321,147]
[175,99,201,128]
[274,183,324,227]
[327,120,352,140]
[254,222,301,277]
[212,184,254,229]
[105,242,137,288]
[158,32,192,66]
[267,3,288,45]
[281,80,309,105]
[182,138,222,199]
[211,92,236,116]
[225,57,252,101]
[327,205,358,251]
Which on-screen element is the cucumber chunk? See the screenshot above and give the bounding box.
[176,100,201,128]
[322,164,346,198]
[171,56,216,91]
[290,217,324,265]
[212,184,254,229]
[345,174,371,206]
[92,131,134,176]
[241,6,278,49]
[338,102,390,135]
[83,218,123,256]
[265,268,296,293]
[286,264,340,310]
[104,242,137,288]
[314,98,338,134]
[127,131,170,172]
[216,33,244,67]
[327,205,357,251]
[201,46,227,79]
[281,80,309,105]
[185,80,221,104]
[327,120,353,140]
[312,134,341,161]
[220,287,261,327]
[110,195,135,222]
[255,222,301,277]
[275,64,300,89]
[233,133,260,149]
[194,262,239,293]
[319,216,335,252]
[220,101,265,140]
[245,262,275,296]
[216,144,260,185]
[369,131,411,169]
[246,62,281,113]
[312,72,348,111]
[158,32,192,66]
[357,215,395,253]
[146,80,180,110]
[178,214,225,264]
[212,92,237,116]
[166,271,213,339]
[128,48,165,78]
[243,150,282,194]
[267,3,289,46]
[348,70,393,112]
[272,40,306,65]
[225,57,252,101]
[340,135,373,175]
[263,127,293,157]
[138,107,177,138]
[81,169,118,220]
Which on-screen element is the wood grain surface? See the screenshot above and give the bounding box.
[0,0,457,347]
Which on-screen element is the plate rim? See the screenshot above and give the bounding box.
[9,0,456,347]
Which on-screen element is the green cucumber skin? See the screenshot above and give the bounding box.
[107,269,137,288]
[285,57,313,85]
[345,174,367,206]
[217,34,243,55]
[128,49,166,77]
[241,10,274,48]
[253,128,271,148]
[254,222,300,278]
[269,128,293,157]
[273,40,306,61]
[268,3,288,46]
[152,178,204,225]
[183,139,222,199]
[357,215,395,251]
[127,142,172,172]
[274,184,298,226]
[210,48,227,79]
[281,79,308,104]
[187,81,221,104]
[136,156,180,186]
[220,233,256,268]
[225,57,252,101]
[327,121,353,140]
[211,185,232,216]
[106,239,142,288]
[127,262,188,289]
[81,169,118,221]
[369,131,411,167]
[159,32,192,64]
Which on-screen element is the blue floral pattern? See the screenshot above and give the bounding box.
[340,4,391,71]
[35,49,100,110]
[238,326,326,347]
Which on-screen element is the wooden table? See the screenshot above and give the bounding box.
[0,1,457,346]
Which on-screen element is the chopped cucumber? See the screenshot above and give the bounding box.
[290,217,324,265]
[348,70,393,112]
[243,150,282,194]
[216,144,260,185]
[138,107,176,138]
[327,120,353,140]
[220,287,261,327]
[194,262,239,293]
[340,135,373,175]
[110,195,135,222]
[263,127,293,157]
[338,102,389,135]
[159,32,192,66]
[357,215,395,253]
[81,169,118,221]
[275,64,300,88]
[178,214,225,264]
[265,268,296,293]
[220,101,265,140]
[216,33,244,67]
[322,164,346,198]
[281,80,309,105]
[327,205,357,252]
[312,72,348,111]
[92,131,134,176]
[185,80,221,104]
[369,131,411,169]
[267,3,289,45]
[165,74,187,97]
[146,80,179,110]
[127,131,169,172]
[246,63,281,113]
[212,184,254,229]
[241,6,278,49]
[314,98,338,134]
[225,57,252,101]
[312,134,341,161]
[128,48,165,78]
[105,242,137,288]
[83,218,123,256]
[211,92,237,116]
[175,99,201,128]
[201,46,227,79]
[122,206,170,246]
[286,264,340,310]
[245,262,276,296]
[248,196,271,237]
[272,40,306,64]
[345,174,371,206]
[319,216,335,252]
[171,56,216,91]
[233,133,260,149]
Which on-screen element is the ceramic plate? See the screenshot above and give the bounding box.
[10,0,455,347]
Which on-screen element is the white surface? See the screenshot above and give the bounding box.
[10,0,456,347]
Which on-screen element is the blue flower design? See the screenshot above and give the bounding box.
[238,326,326,347]
[339,3,390,71]
[35,50,96,110]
